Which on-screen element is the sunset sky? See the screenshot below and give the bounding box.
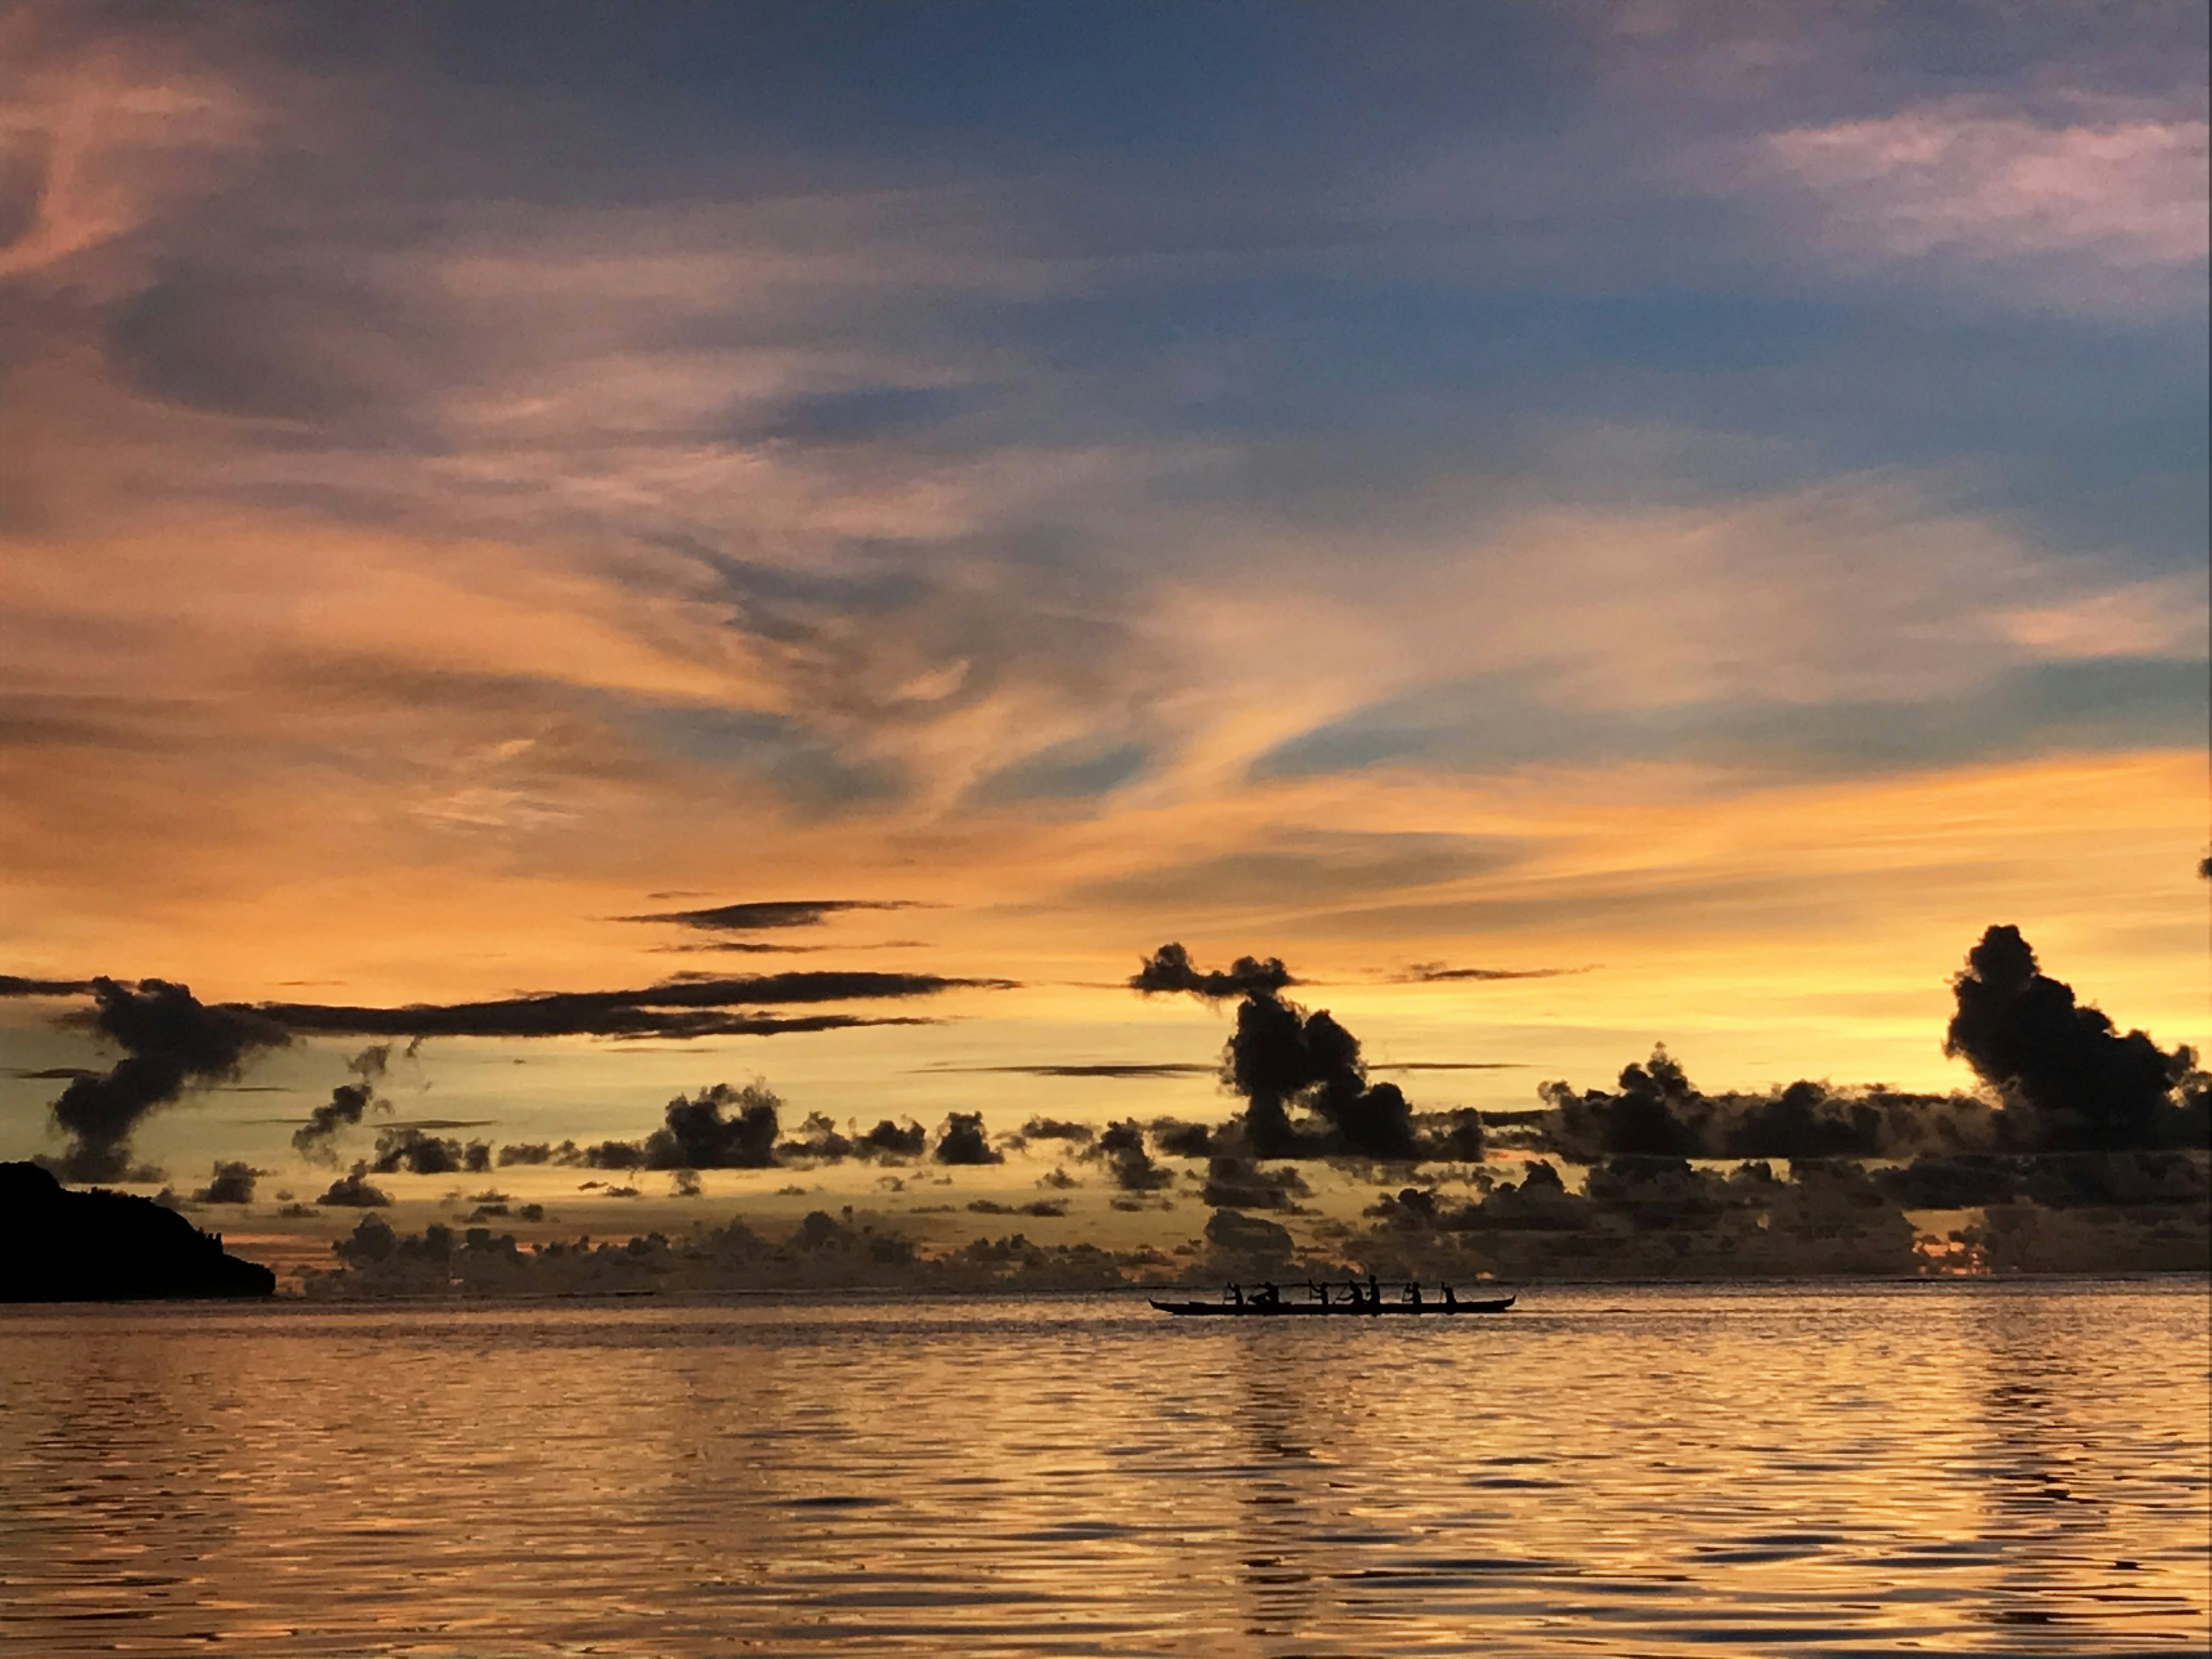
[1,3,2205,1249]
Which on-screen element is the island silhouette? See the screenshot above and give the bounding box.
[1,1162,274,1301]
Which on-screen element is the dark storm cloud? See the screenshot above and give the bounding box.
[317,1163,393,1207]
[45,979,290,1184]
[1130,943,1291,999]
[618,899,923,932]
[291,1043,392,1162]
[252,970,1002,1040]
[1536,1046,1997,1163]
[932,1112,1003,1165]
[1085,1119,1176,1191]
[1945,925,2203,1152]
[191,1161,262,1205]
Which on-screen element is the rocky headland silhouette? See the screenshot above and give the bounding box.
[1,1161,275,1301]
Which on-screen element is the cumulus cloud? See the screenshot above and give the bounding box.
[191,1160,261,1205]
[777,1111,927,1164]
[317,1162,392,1207]
[1946,924,2202,1152]
[291,1043,393,1161]
[1138,944,1454,1161]
[44,978,289,1183]
[1199,1156,1314,1213]
[1006,1116,1095,1149]
[1085,1119,1175,1192]
[931,1112,1003,1165]
[1537,1044,1995,1163]
[632,1082,784,1170]
[1130,942,1292,999]
[367,1127,488,1177]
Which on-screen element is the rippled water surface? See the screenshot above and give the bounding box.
[2,1281,2206,1656]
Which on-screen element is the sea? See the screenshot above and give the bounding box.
[1,1279,2205,1657]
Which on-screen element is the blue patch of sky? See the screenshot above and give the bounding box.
[1253,656,2210,785]
[634,705,903,810]
[968,740,1149,805]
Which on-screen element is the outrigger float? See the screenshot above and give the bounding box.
[1150,1283,1514,1316]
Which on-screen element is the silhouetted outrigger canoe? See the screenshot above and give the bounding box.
[1149,1294,1514,1316]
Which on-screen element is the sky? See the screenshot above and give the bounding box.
[0,2,2205,1264]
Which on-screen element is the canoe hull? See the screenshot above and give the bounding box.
[1148,1295,1514,1316]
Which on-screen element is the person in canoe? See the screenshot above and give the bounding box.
[1442,1283,1457,1310]
[1255,1281,1281,1307]
[1308,1279,1330,1306]
[1226,1282,1244,1306]
[1405,1281,1423,1308]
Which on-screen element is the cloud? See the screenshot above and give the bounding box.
[291,1043,393,1161]
[317,1163,392,1207]
[1086,1119,1176,1192]
[1006,1116,1095,1148]
[777,1111,927,1164]
[932,1111,1003,1165]
[1199,1157,1313,1213]
[0,9,259,283]
[1536,1043,1995,1163]
[1102,834,1520,916]
[251,970,1007,1040]
[1946,924,2202,1152]
[1394,963,1592,983]
[1149,1118,1223,1158]
[0,975,95,996]
[1756,102,2209,312]
[1218,966,1422,1160]
[1203,1208,1295,1267]
[1130,942,1292,999]
[938,1063,1216,1080]
[367,1127,488,1177]
[191,1160,261,1205]
[44,978,289,1183]
[618,898,922,932]
[641,1081,783,1169]
[967,1198,1067,1218]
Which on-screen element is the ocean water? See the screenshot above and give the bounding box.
[1,1281,2205,1657]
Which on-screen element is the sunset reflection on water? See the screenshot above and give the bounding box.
[2,1281,2205,1656]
